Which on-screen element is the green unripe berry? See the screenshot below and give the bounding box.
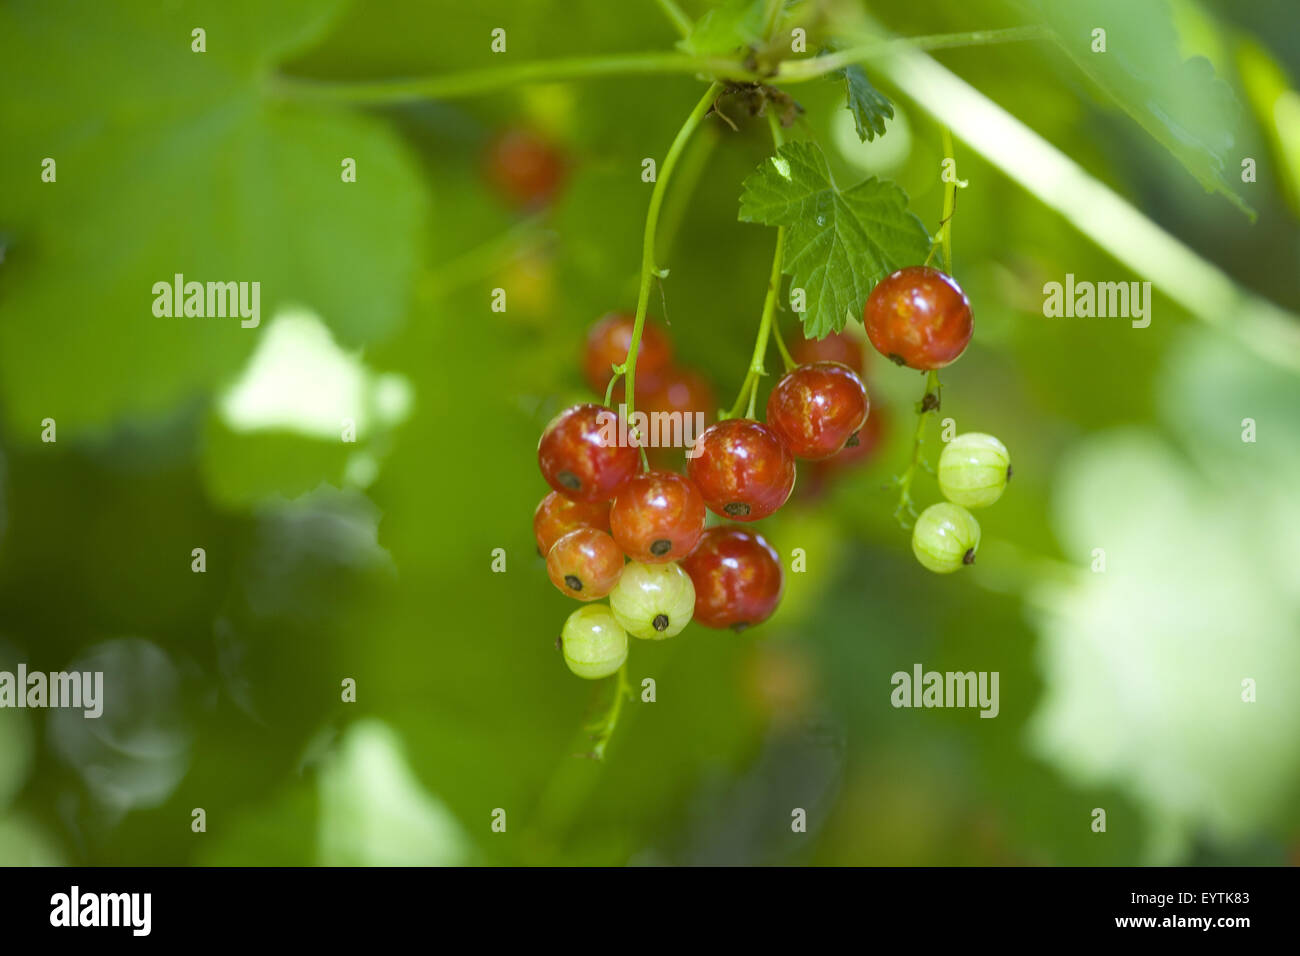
[938,432,1011,508]
[560,604,628,679]
[911,502,980,574]
[609,561,695,639]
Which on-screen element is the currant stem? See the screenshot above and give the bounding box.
[940,128,957,272]
[893,369,942,529]
[602,369,623,407]
[725,224,786,420]
[587,662,630,761]
[772,320,796,372]
[924,126,961,274]
[925,128,962,270]
[724,370,755,420]
[623,82,723,459]
[746,370,761,419]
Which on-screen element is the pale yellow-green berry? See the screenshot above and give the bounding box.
[610,561,695,639]
[938,432,1011,508]
[561,604,628,679]
[911,502,981,574]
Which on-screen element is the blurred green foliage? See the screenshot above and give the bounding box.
[0,0,1297,866]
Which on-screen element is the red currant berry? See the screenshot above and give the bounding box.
[863,266,973,370]
[766,362,870,461]
[681,526,784,631]
[483,128,566,209]
[582,312,673,395]
[687,419,795,521]
[537,403,640,502]
[610,471,706,563]
[533,491,611,555]
[546,527,624,600]
[792,330,866,374]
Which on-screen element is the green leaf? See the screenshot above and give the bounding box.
[839,64,893,142]
[1029,0,1254,218]
[676,0,765,56]
[0,0,427,437]
[1031,429,1300,858]
[739,141,930,337]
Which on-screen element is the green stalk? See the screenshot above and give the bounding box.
[269,28,1051,107]
[925,127,960,270]
[587,663,630,761]
[893,370,941,528]
[772,318,796,372]
[941,129,956,270]
[726,227,786,419]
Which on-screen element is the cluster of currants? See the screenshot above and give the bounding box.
[534,262,1010,679]
[536,309,875,679]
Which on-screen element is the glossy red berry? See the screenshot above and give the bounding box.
[582,312,673,395]
[484,128,566,209]
[792,330,866,374]
[681,526,784,631]
[687,419,795,521]
[610,471,706,563]
[863,266,973,370]
[537,403,639,502]
[766,362,870,461]
[546,527,624,600]
[533,491,611,555]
